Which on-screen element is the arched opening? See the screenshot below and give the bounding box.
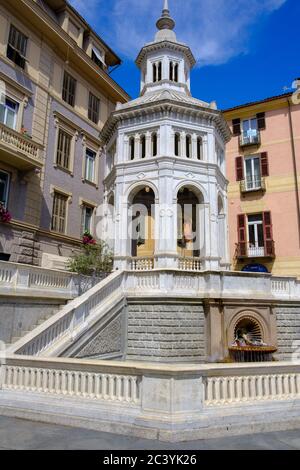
[197,137,202,160]
[234,317,263,344]
[130,188,155,258]
[141,135,146,159]
[174,132,180,156]
[174,63,179,82]
[169,61,173,81]
[158,62,162,82]
[177,187,201,258]
[152,132,158,157]
[129,137,135,160]
[153,63,157,83]
[186,134,192,158]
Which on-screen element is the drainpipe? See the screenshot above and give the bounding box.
[287,96,300,248]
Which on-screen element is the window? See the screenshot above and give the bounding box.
[197,137,202,160]
[62,72,77,107]
[0,171,10,208]
[91,47,105,70]
[141,135,146,159]
[247,214,264,257]
[85,149,96,182]
[186,135,191,158]
[152,133,157,157]
[7,25,28,69]
[82,205,94,234]
[56,129,72,170]
[174,132,180,156]
[88,93,100,124]
[0,97,18,130]
[129,137,135,160]
[241,117,259,145]
[169,62,179,82]
[244,156,261,191]
[51,192,68,233]
[152,62,162,83]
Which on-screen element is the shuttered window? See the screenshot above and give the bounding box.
[88,93,100,124]
[7,25,28,69]
[51,192,68,234]
[232,118,241,136]
[257,112,266,130]
[263,211,274,256]
[235,156,244,181]
[62,72,77,107]
[260,152,269,177]
[56,129,72,170]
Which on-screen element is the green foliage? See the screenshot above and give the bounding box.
[67,240,113,276]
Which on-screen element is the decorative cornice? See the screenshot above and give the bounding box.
[136,40,196,68]
[100,99,232,145]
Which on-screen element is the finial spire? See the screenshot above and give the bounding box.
[156,0,175,31]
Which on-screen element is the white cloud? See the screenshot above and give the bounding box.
[69,0,287,66]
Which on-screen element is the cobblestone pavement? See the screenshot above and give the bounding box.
[0,416,299,450]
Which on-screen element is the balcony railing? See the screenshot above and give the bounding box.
[239,130,261,147]
[240,177,266,193]
[0,123,44,169]
[236,241,275,259]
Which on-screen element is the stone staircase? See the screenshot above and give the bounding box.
[6,306,66,348]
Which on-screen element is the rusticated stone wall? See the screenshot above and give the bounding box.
[276,306,300,361]
[126,302,206,362]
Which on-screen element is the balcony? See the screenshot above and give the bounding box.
[236,241,275,259]
[0,123,44,170]
[239,130,261,148]
[240,177,266,194]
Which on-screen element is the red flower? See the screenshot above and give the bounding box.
[0,204,12,223]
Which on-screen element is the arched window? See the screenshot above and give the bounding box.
[186,134,192,158]
[153,63,157,83]
[129,137,135,160]
[174,63,179,82]
[169,61,173,81]
[141,135,146,159]
[158,62,162,82]
[174,132,180,156]
[152,132,158,157]
[197,137,202,160]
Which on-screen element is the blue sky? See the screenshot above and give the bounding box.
[70,0,299,109]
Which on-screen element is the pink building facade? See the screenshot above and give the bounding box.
[224,90,300,278]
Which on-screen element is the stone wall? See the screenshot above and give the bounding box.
[276,306,300,360]
[126,302,206,362]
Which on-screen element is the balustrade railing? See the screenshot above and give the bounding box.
[130,257,154,271]
[178,257,202,271]
[204,372,300,406]
[1,363,140,405]
[0,123,44,164]
[9,271,124,357]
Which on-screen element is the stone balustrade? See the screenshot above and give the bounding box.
[7,271,124,357]
[0,123,44,166]
[0,261,80,299]
[0,357,300,441]
[178,257,202,271]
[130,257,154,271]
[5,267,300,358]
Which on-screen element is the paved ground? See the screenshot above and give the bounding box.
[0,416,299,450]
